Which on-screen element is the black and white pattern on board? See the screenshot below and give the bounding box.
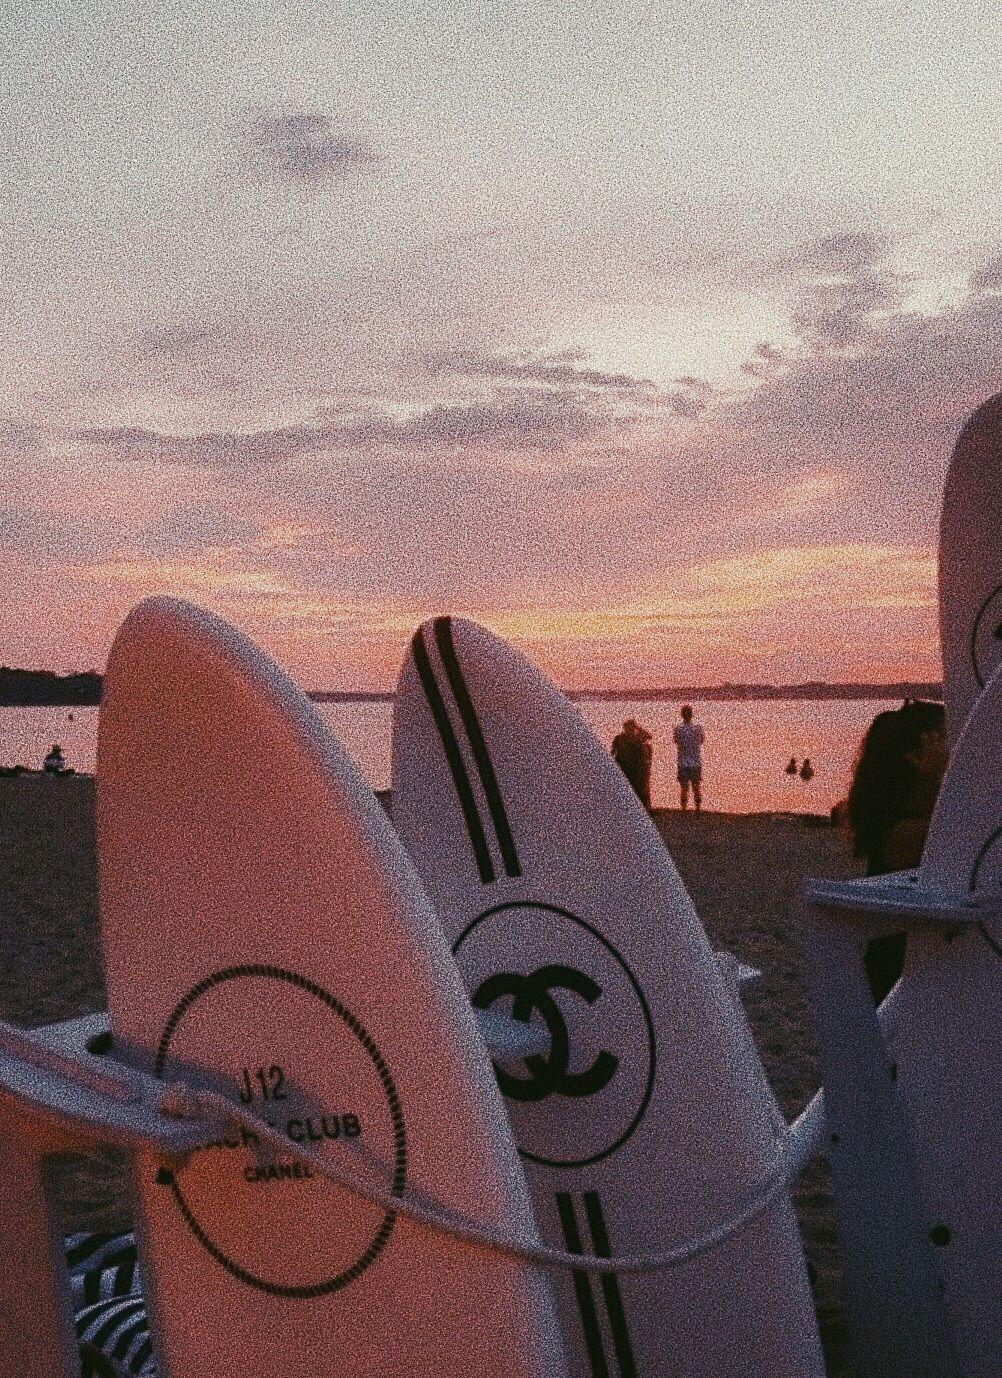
[410,615,522,885]
[65,1232,153,1376]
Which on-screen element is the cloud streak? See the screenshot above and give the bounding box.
[428,348,659,394]
[9,224,1002,688]
[244,111,381,182]
[783,230,906,349]
[77,424,329,467]
[78,391,617,467]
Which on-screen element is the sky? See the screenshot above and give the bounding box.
[2,2,1000,690]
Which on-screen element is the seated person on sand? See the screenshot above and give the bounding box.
[43,743,68,775]
[846,699,947,1002]
[611,718,653,810]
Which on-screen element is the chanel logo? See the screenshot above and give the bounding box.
[455,901,656,1168]
[155,967,406,1296]
[472,964,619,1102]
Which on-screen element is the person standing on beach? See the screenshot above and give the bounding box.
[673,704,704,811]
[611,719,654,810]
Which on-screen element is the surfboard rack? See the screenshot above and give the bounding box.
[0,1019,226,1157]
[1,1013,789,1271]
[0,1014,234,1378]
[473,1005,552,1060]
[805,873,997,928]
[0,1000,805,1378]
[790,869,993,1177]
[714,950,762,990]
[24,1004,553,1073]
[0,1010,564,1378]
[797,874,971,1378]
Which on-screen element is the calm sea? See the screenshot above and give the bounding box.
[0,697,893,815]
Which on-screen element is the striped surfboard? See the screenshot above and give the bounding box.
[392,616,825,1377]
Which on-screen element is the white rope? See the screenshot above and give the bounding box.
[161,1082,791,1277]
[0,1018,792,1278]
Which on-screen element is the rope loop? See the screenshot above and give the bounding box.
[164,1082,790,1277]
[0,1017,792,1279]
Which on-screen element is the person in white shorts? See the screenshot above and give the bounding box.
[673,704,704,811]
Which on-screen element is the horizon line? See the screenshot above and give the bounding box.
[309,679,944,703]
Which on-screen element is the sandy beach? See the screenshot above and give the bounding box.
[1,774,859,1373]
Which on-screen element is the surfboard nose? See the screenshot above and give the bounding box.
[404,616,505,687]
[107,595,232,659]
[939,391,1002,743]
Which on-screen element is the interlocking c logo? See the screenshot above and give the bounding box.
[455,902,656,1167]
[472,964,619,1102]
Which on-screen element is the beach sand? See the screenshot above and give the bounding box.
[0,775,858,1373]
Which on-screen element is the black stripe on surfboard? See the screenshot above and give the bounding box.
[583,1191,637,1378]
[411,628,495,883]
[433,616,522,879]
[556,1192,610,1378]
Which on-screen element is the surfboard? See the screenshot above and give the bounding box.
[939,391,1002,743]
[96,598,568,1378]
[891,657,1002,1378]
[391,616,824,1378]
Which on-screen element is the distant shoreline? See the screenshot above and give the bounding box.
[0,778,837,827]
[2,672,942,709]
[566,682,943,704]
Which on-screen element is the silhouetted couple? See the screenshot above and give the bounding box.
[612,706,706,812]
[611,719,653,811]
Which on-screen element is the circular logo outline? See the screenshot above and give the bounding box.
[453,901,657,1168]
[969,582,1002,688]
[155,964,407,1298]
[969,829,1002,959]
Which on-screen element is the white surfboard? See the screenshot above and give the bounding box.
[891,658,1002,1378]
[97,598,568,1378]
[939,391,1002,743]
[391,616,824,1378]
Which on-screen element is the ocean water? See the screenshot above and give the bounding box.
[0,696,892,815]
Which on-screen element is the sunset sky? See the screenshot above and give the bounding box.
[3,3,1000,690]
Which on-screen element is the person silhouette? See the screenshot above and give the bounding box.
[43,744,67,775]
[610,719,653,810]
[799,758,814,782]
[673,704,705,811]
[785,757,798,775]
